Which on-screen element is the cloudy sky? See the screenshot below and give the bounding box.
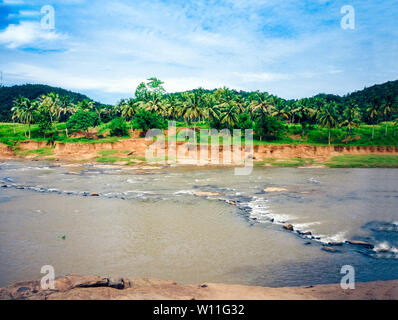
[0,0,397,103]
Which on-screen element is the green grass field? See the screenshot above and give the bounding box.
[325,155,398,168]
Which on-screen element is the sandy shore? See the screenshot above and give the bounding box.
[1,274,397,300]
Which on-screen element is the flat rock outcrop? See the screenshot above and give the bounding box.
[1,274,397,300]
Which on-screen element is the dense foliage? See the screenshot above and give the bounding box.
[2,78,398,145]
[108,117,129,137]
[66,110,99,132]
[0,84,95,121]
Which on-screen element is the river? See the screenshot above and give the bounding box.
[0,161,397,287]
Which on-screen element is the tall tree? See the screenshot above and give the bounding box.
[317,102,339,145]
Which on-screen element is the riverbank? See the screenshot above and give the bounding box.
[1,139,398,168]
[1,274,397,300]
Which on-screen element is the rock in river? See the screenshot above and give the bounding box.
[195,191,223,197]
[264,187,288,193]
[346,240,374,249]
[283,224,294,231]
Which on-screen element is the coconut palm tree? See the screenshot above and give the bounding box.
[137,92,166,118]
[119,98,138,131]
[380,94,396,136]
[317,103,339,145]
[179,92,206,137]
[366,100,380,140]
[271,98,289,121]
[220,103,239,129]
[340,102,361,137]
[249,92,275,116]
[11,96,26,134]
[39,92,60,128]
[19,98,37,139]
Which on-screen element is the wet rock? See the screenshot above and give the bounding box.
[346,240,374,249]
[297,230,312,236]
[1,185,7,188]
[304,242,312,245]
[327,242,343,246]
[194,191,223,197]
[90,192,100,197]
[283,224,294,231]
[322,246,337,253]
[264,187,288,193]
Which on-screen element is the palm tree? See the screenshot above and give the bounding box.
[11,96,25,134]
[119,98,138,131]
[249,92,275,116]
[340,102,361,137]
[163,95,181,120]
[75,99,94,111]
[366,100,380,139]
[292,100,314,135]
[179,92,206,138]
[19,98,37,139]
[380,94,396,136]
[220,103,239,128]
[39,92,60,128]
[137,92,166,118]
[317,103,339,145]
[271,98,289,121]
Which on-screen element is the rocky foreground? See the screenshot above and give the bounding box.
[1,275,397,300]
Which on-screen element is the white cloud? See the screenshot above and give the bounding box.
[0,21,65,49]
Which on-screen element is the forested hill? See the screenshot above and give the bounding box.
[0,84,93,121]
[313,80,398,108]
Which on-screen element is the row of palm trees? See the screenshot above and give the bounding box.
[11,93,95,138]
[11,87,398,144]
[117,88,397,144]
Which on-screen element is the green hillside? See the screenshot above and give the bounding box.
[0,84,94,121]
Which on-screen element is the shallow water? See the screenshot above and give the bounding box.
[0,161,398,287]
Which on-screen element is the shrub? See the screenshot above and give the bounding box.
[132,109,167,132]
[66,110,99,133]
[254,116,285,140]
[108,117,129,137]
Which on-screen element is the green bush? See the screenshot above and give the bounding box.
[254,116,285,140]
[108,117,129,137]
[132,109,167,132]
[66,110,99,132]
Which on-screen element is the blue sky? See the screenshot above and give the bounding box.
[0,0,397,104]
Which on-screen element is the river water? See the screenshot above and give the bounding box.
[0,161,397,287]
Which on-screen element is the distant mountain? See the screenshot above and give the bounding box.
[0,84,95,122]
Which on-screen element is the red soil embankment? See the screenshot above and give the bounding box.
[253,144,398,160]
[0,144,13,159]
[1,139,398,162]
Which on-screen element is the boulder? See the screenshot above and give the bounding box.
[264,187,288,193]
[346,240,374,249]
[322,246,337,253]
[327,242,343,246]
[283,224,294,231]
[194,191,223,197]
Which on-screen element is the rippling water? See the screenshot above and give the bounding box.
[0,160,398,287]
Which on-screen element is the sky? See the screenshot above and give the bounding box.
[0,0,397,104]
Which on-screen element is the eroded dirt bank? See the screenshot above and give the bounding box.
[1,139,398,163]
[1,274,397,300]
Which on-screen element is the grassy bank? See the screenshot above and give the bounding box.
[325,155,398,168]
